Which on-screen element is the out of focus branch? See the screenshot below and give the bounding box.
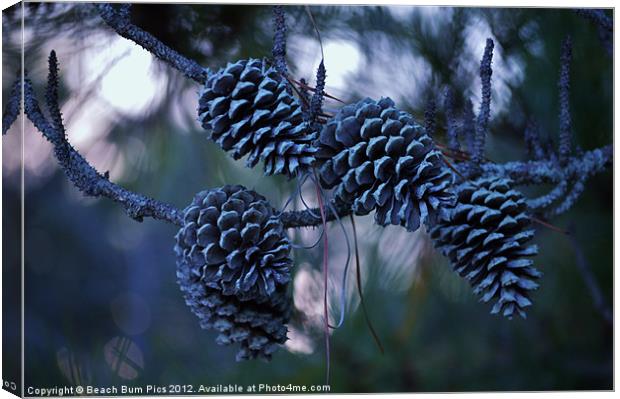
[558,36,573,166]
[272,5,289,88]
[471,38,494,168]
[567,226,612,325]
[575,9,613,56]
[480,145,612,186]
[7,51,184,226]
[96,3,209,84]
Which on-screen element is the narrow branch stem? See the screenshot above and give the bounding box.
[558,36,573,166]
[2,78,21,135]
[279,199,351,229]
[271,5,289,90]
[567,226,612,325]
[472,38,494,167]
[479,145,612,186]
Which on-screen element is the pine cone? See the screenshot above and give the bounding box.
[429,177,541,319]
[316,97,455,232]
[176,256,291,361]
[175,185,292,302]
[174,185,294,360]
[198,59,317,178]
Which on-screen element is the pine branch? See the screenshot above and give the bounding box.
[424,97,436,137]
[443,88,459,151]
[480,145,612,186]
[527,180,568,210]
[45,51,66,136]
[272,5,289,86]
[575,9,613,56]
[309,60,326,124]
[523,119,546,160]
[279,199,351,229]
[472,38,494,167]
[11,57,184,226]
[567,225,612,325]
[550,176,586,217]
[558,36,573,166]
[461,99,476,153]
[2,78,21,135]
[96,3,209,84]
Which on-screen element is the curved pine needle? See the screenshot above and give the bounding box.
[313,169,331,385]
[350,215,385,354]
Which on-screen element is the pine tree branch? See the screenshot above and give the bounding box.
[575,9,613,56]
[96,3,209,84]
[11,62,184,226]
[2,78,21,135]
[443,88,460,151]
[567,225,612,325]
[424,97,436,137]
[272,5,289,83]
[279,199,351,229]
[480,145,612,186]
[523,119,546,161]
[472,38,494,167]
[558,36,573,166]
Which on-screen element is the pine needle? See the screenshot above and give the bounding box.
[350,215,384,354]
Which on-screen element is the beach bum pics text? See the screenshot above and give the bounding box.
[26,383,332,396]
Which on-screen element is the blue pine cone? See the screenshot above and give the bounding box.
[175,185,292,301]
[316,97,455,232]
[198,59,317,178]
[429,177,542,319]
[175,185,293,360]
[177,258,291,361]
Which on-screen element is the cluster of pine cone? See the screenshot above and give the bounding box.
[181,57,542,361]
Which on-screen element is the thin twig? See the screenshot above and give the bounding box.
[443,87,460,151]
[290,78,345,103]
[472,38,494,167]
[575,9,613,56]
[350,215,384,354]
[558,36,573,166]
[272,5,289,79]
[2,78,21,135]
[567,225,612,325]
[279,199,351,229]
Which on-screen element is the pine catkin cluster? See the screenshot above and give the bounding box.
[429,177,542,319]
[198,59,317,178]
[174,185,293,360]
[315,97,455,232]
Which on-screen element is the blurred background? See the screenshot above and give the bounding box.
[2,2,613,392]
